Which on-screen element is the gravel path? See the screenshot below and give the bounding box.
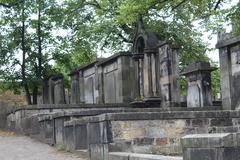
[0,131,85,160]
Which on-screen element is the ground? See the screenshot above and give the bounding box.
[0,130,86,160]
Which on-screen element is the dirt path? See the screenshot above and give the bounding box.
[0,131,85,160]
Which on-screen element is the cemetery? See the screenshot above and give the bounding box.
[2,17,240,160]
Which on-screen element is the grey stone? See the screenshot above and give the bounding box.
[183,61,215,108]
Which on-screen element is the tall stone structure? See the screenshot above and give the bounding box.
[69,68,80,104]
[52,74,66,104]
[216,30,240,110]
[97,52,135,104]
[183,61,215,108]
[132,17,161,105]
[132,17,180,107]
[159,42,180,107]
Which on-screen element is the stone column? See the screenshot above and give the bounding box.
[42,78,49,104]
[159,42,180,107]
[79,71,85,103]
[48,76,55,104]
[69,69,80,104]
[216,32,240,110]
[183,61,216,108]
[96,66,104,104]
[52,74,66,104]
[146,50,153,97]
[132,53,144,100]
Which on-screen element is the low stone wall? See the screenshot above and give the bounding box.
[65,111,240,159]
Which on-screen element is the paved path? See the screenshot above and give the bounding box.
[0,131,85,160]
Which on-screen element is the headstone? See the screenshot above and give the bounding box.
[52,74,66,104]
[69,68,80,104]
[42,78,49,104]
[48,76,55,104]
[132,16,162,106]
[216,31,240,110]
[159,42,180,107]
[183,61,216,108]
[97,52,135,104]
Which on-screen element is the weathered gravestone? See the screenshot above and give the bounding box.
[69,68,80,104]
[52,74,66,104]
[183,61,216,108]
[97,52,135,104]
[79,59,105,104]
[42,77,50,104]
[216,30,240,110]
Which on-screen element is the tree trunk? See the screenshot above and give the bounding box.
[21,0,32,105]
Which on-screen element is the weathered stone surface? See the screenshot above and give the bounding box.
[183,61,215,108]
[108,152,182,160]
[182,133,240,160]
[217,32,240,110]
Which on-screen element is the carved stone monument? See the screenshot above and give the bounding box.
[97,52,135,104]
[132,17,162,106]
[69,68,80,104]
[183,61,215,108]
[159,42,180,107]
[52,74,66,104]
[216,30,240,110]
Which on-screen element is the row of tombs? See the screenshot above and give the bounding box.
[42,20,211,109]
[43,20,240,110]
[6,21,240,160]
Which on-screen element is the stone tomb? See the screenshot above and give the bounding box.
[216,31,240,110]
[97,52,135,104]
[131,17,180,107]
[183,61,216,108]
[79,60,102,104]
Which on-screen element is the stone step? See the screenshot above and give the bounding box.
[108,152,183,160]
[72,149,89,159]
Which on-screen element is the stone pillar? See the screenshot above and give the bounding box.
[48,76,55,104]
[88,120,112,160]
[96,66,104,104]
[52,74,66,104]
[42,78,49,104]
[159,42,180,107]
[216,32,240,110]
[143,48,161,106]
[69,69,80,104]
[183,61,216,108]
[132,53,144,100]
[146,50,154,97]
[79,71,85,103]
[181,133,240,160]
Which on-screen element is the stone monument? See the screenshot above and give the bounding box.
[183,61,216,108]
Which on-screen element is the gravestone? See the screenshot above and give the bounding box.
[216,30,240,110]
[79,59,104,104]
[42,77,50,104]
[159,42,180,107]
[97,52,135,104]
[132,16,162,106]
[69,68,80,104]
[52,74,66,104]
[48,76,55,104]
[183,61,216,108]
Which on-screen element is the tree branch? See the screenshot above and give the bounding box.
[0,0,24,8]
[172,0,188,11]
[214,0,222,10]
[117,33,133,43]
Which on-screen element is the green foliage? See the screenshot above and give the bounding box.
[1,0,240,99]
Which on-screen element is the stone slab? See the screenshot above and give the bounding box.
[108,152,183,160]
